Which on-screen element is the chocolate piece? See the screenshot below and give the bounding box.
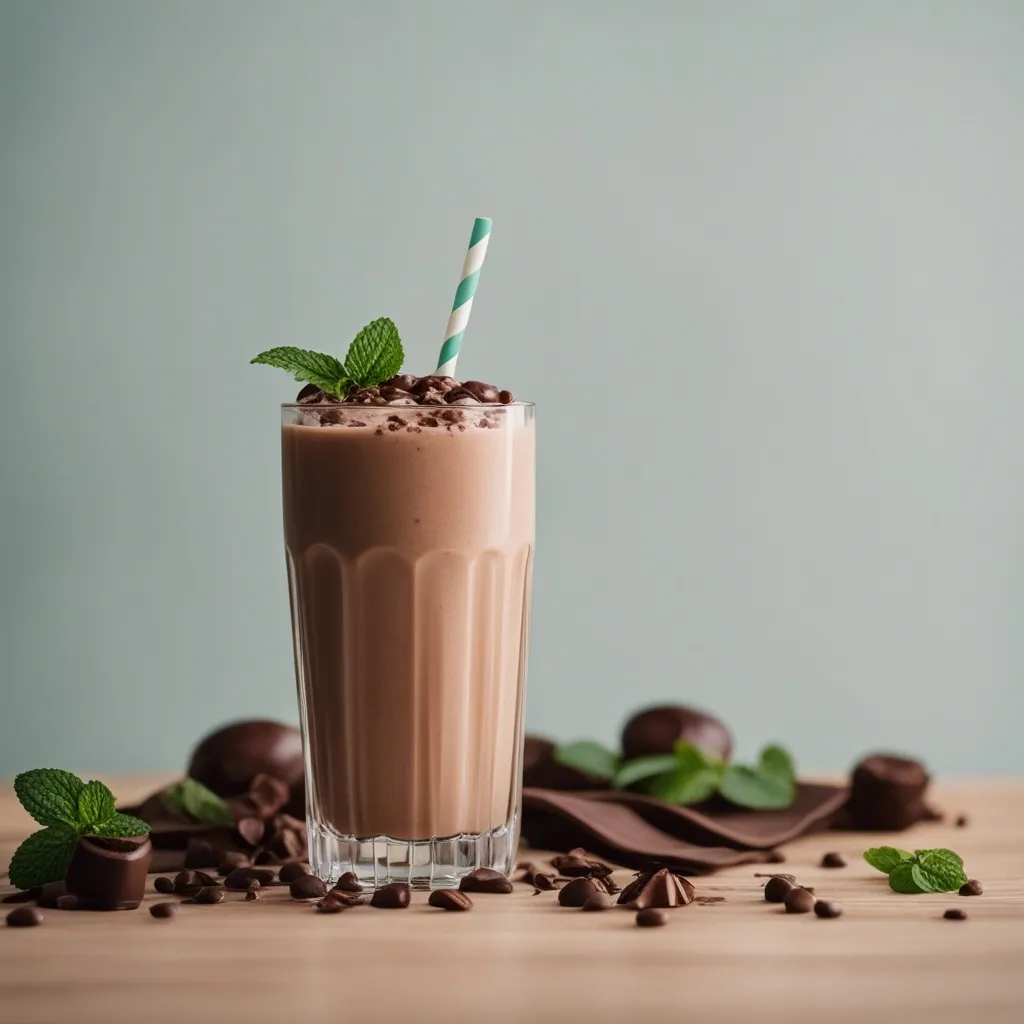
[461,380,500,403]
[621,705,732,762]
[784,888,816,914]
[253,849,282,866]
[224,867,277,890]
[218,851,250,875]
[245,887,260,901]
[558,877,605,907]
[187,720,305,818]
[767,850,787,864]
[267,825,303,861]
[516,861,544,883]
[960,879,983,896]
[150,902,178,919]
[192,886,226,904]
[184,838,219,869]
[943,908,967,920]
[846,754,935,831]
[154,877,175,894]
[370,883,411,909]
[459,869,513,894]
[33,881,68,907]
[550,848,613,879]
[193,870,219,887]
[498,390,514,404]
[428,889,473,912]
[278,862,312,885]
[236,817,265,848]
[384,374,419,392]
[814,899,842,919]
[296,383,322,402]
[289,874,328,900]
[249,774,290,819]
[55,894,79,910]
[314,894,349,913]
[764,876,796,903]
[636,908,669,927]
[581,892,616,911]
[521,735,608,792]
[533,873,559,891]
[2,891,35,904]
[956,814,969,828]
[178,884,204,898]
[65,835,152,911]
[623,868,695,910]
[332,871,363,893]
[820,852,847,868]
[6,907,43,927]
[174,870,198,893]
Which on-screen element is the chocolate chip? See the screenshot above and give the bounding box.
[193,870,219,887]
[193,886,226,904]
[461,380,500,403]
[763,876,797,903]
[814,899,843,919]
[278,862,312,885]
[184,838,219,869]
[943,908,968,920]
[218,851,251,875]
[784,888,816,914]
[550,849,613,879]
[385,374,419,392]
[248,774,290,819]
[153,876,176,894]
[315,894,350,914]
[459,869,513,894]
[150,902,178,919]
[6,907,43,927]
[289,874,328,900]
[558,877,604,907]
[428,889,473,912]
[767,850,787,864]
[174,870,198,894]
[498,390,513,404]
[224,867,276,891]
[581,892,616,911]
[332,871,363,893]
[245,887,260,902]
[636,908,669,928]
[1,891,35,904]
[955,814,969,828]
[54,895,79,910]
[532,873,558,891]
[370,883,411,909]
[236,817,265,847]
[960,879,983,896]
[33,881,67,908]
[178,884,204,898]
[623,868,694,909]
[820,852,847,869]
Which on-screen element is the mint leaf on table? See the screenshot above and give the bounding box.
[343,317,404,387]
[651,767,721,805]
[888,861,923,894]
[14,769,85,827]
[161,778,233,825]
[864,846,913,874]
[92,813,152,838]
[613,754,680,790]
[77,780,117,828]
[8,824,79,890]
[553,740,621,780]
[250,347,351,398]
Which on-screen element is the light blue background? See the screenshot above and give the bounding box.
[1,1,1021,777]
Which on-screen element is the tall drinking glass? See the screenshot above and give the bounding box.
[282,401,535,889]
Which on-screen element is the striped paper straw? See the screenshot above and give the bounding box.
[436,217,492,376]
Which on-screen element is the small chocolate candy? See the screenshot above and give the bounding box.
[154,877,176,894]
[33,881,68,908]
[621,705,733,762]
[315,894,350,914]
[784,888,816,914]
[461,380,500,403]
[624,868,694,910]
[635,908,669,928]
[54,894,79,910]
[332,871,363,893]
[245,887,260,902]
[150,902,178,919]
[498,390,514,404]
[224,867,276,891]
[278,862,312,885]
[533,874,558,892]
[960,879,983,896]
[289,874,328,900]
[193,871,219,887]
[174,870,198,894]
[955,814,969,828]
[814,900,843,919]
[847,753,935,831]
[384,374,419,392]
[370,883,411,909]
[6,907,44,927]
[428,889,473,912]
[820,852,847,869]
[65,834,153,911]
[459,869,513,894]
[192,886,226,904]
[550,848,613,879]
[558,877,604,908]
[763,876,797,903]
[943,908,967,920]
[581,892,616,911]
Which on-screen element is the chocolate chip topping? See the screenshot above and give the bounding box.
[295,374,515,414]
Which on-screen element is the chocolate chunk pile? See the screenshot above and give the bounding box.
[297,374,514,409]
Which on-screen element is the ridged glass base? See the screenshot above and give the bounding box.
[307,814,519,890]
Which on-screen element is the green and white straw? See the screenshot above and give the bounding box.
[436,217,492,376]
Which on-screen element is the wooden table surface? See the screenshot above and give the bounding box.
[1,776,1023,1024]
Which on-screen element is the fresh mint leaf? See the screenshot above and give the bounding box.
[8,824,78,889]
[553,740,621,780]
[759,745,795,781]
[77,780,117,827]
[251,347,350,397]
[914,848,963,869]
[719,764,795,810]
[343,317,404,387]
[673,741,723,773]
[889,861,924,894]
[613,755,680,790]
[863,846,913,874]
[913,849,968,893]
[91,813,151,838]
[14,769,85,828]
[162,778,233,826]
[651,767,720,805]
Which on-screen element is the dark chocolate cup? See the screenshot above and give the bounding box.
[65,835,153,910]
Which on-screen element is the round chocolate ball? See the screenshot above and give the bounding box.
[187,720,305,816]
[621,705,733,762]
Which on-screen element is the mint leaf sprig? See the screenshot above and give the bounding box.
[864,846,968,894]
[9,770,150,890]
[161,777,233,826]
[552,740,798,811]
[251,316,405,398]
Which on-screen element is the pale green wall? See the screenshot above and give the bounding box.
[1,1,1021,777]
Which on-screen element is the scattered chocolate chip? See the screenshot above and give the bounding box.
[193,886,226,904]
[550,848,613,879]
[636,908,669,928]
[498,390,513,404]
[943,908,967,920]
[2,891,35,904]
[154,877,176,894]
[245,887,260,902]
[532,873,558,891]
[820,852,847,868]
[224,867,276,891]
[184,838,219,869]
[278,862,311,885]
[955,814,969,828]
[764,877,797,903]
[558,877,605,907]
[459,869,513,894]
[54,895,79,910]
[622,868,694,910]
[6,907,43,927]
[370,883,411,909]
[332,871,363,893]
[428,889,473,912]
[814,899,843,919]
[33,881,67,908]
[236,817,265,847]
[218,851,250,875]
[150,902,178,919]
[784,888,816,914]
[462,380,501,403]
[290,874,328,900]
[174,870,198,893]
[767,850,787,864]
[178,885,204,898]
[193,870,219,887]
[960,879,983,896]
[581,892,616,911]
[315,894,350,914]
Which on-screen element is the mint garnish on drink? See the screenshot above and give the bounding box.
[864,846,969,894]
[8,769,150,889]
[251,316,405,398]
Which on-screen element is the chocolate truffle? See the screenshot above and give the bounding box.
[64,834,153,910]
[847,753,936,831]
[620,705,733,762]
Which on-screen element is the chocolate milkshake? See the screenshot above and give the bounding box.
[282,378,534,888]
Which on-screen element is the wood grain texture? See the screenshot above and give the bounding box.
[1,776,1022,1024]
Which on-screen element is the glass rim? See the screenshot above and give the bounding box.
[280,401,535,411]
